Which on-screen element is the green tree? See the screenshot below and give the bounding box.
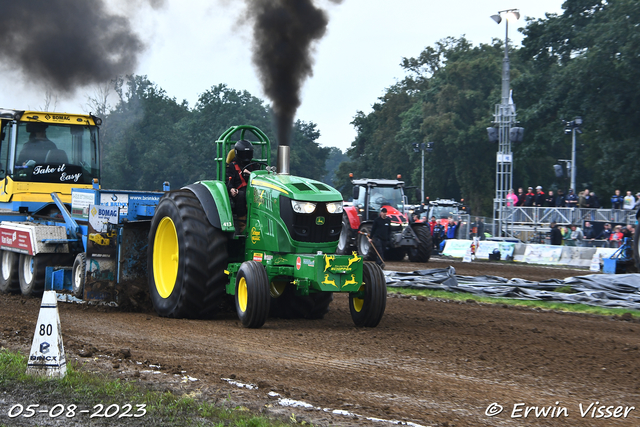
[101,75,190,190]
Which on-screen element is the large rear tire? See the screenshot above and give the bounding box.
[349,262,386,327]
[269,285,333,319]
[235,261,270,328]
[336,214,355,255]
[356,224,373,260]
[148,190,228,319]
[408,224,432,263]
[0,250,19,293]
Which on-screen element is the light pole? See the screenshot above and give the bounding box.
[563,117,583,192]
[490,8,520,237]
[412,142,434,203]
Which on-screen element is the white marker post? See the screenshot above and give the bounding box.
[26,291,66,378]
[589,253,601,272]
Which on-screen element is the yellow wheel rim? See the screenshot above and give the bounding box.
[153,217,179,299]
[353,285,364,312]
[238,277,248,312]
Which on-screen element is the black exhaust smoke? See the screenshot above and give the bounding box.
[0,0,163,94]
[243,0,342,172]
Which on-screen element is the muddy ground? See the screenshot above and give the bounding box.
[1,258,639,426]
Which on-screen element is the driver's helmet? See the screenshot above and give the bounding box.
[234,140,254,166]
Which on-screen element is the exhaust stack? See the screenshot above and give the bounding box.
[277,145,290,175]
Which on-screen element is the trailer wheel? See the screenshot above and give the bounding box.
[18,253,70,297]
[0,250,19,293]
[269,286,333,319]
[356,224,373,260]
[408,224,432,263]
[72,253,86,298]
[148,190,228,319]
[349,262,386,327]
[336,214,355,255]
[235,261,270,328]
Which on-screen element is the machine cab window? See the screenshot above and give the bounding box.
[12,122,100,184]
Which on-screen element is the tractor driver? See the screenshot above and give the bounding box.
[226,139,259,231]
[17,123,57,165]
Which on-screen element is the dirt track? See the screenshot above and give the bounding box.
[1,259,640,426]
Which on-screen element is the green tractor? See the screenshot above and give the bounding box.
[147,126,386,328]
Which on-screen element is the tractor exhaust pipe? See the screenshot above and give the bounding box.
[277,145,290,175]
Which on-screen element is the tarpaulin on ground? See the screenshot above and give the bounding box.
[385,268,640,310]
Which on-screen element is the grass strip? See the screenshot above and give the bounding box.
[391,288,640,318]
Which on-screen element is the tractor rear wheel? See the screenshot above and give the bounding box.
[269,285,333,319]
[408,224,432,263]
[148,190,228,319]
[235,261,270,328]
[349,262,386,327]
[356,224,373,260]
[336,214,355,255]
[0,250,19,293]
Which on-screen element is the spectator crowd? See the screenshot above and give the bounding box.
[507,186,640,210]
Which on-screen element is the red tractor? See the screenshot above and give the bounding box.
[337,178,432,262]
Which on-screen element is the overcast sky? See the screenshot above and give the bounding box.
[2,0,565,151]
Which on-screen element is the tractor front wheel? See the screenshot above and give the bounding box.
[0,250,19,293]
[148,190,228,319]
[349,262,386,327]
[235,261,270,328]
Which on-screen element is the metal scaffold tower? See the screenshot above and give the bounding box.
[490,9,520,237]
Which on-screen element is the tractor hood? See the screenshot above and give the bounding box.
[250,171,342,202]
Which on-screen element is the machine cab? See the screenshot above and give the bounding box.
[0,110,100,207]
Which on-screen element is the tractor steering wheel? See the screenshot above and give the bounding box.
[374,196,387,206]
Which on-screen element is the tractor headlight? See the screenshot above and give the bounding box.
[291,200,316,214]
[326,201,343,214]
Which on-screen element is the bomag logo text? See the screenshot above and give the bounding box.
[51,115,71,121]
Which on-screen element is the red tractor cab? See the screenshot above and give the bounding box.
[337,178,432,262]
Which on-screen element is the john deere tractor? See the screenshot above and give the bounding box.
[148,126,386,328]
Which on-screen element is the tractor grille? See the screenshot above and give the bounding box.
[279,195,342,243]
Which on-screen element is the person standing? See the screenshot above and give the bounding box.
[569,224,584,247]
[550,222,563,246]
[534,186,546,207]
[506,189,518,207]
[583,221,596,246]
[555,189,566,207]
[516,187,526,206]
[369,207,391,268]
[566,189,578,208]
[623,191,635,210]
[611,189,623,209]
[524,187,536,207]
[544,190,556,207]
